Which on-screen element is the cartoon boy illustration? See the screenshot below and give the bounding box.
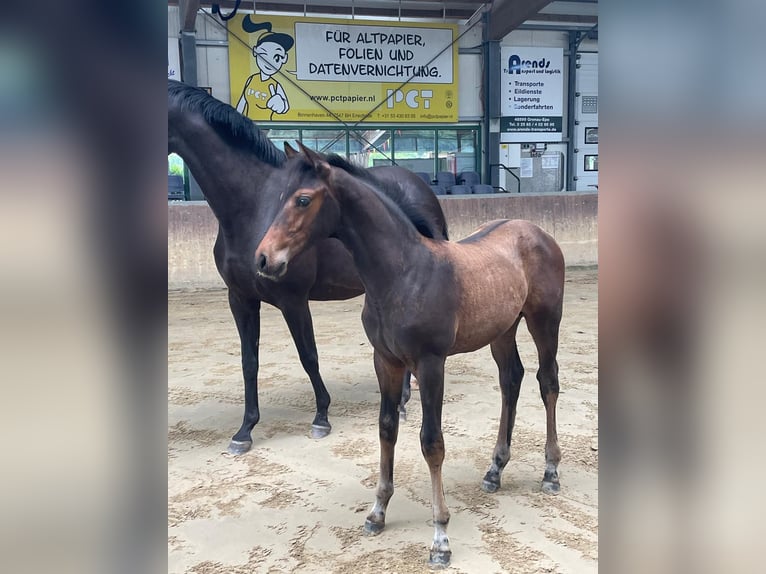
[236,19,294,120]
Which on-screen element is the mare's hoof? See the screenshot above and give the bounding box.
[363,519,385,536]
[541,480,560,494]
[429,549,452,569]
[311,424,332,439]
[481,479,500,493]
[227,440,253,455]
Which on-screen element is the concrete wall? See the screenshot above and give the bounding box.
[168,192,597,289]
[439,193,598,266]
[169,202,223,289]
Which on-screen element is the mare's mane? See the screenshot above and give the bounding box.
[168,80,285,167]
[167,81,442,239]
[296,153,443,240]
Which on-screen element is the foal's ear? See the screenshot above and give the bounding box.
[297,141,332,181]
[297,141,318,164]
[284,142,299,158]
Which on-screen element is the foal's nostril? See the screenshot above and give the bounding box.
[257,253,268,271]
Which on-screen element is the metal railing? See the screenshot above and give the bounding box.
[490,163,521,193]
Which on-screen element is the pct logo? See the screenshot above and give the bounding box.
[507,54,551,74]
[386,89,434,109]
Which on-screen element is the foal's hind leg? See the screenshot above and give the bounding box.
[482,316,524,493]
[526,309,563,494]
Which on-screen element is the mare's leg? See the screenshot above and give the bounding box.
[482,316,524,493]
[417,355,451,568]
[228,293,261,455]
[365,352,405,534]
[281,300,332,438]
[398,371,412,422]
[526,308,563,494]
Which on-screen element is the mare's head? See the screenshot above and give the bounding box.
[255,143,343,280]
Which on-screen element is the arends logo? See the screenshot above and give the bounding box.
[506,54,551,74]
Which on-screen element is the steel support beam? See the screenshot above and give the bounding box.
[178,1,203,200]
[482,9,501,187]
[488,0,554,41]
[178,0,199,86]
[180,32,198,87]
[566,30,579,191]
[179,0,200,33]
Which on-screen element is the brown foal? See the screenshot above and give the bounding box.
[255,143,565,568]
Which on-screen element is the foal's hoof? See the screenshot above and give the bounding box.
[363,519,385,536]
[481,471,501,493]
[428,549,452,569]
[541,480,560,494]
[227,440,253,455]
[481,479,500,493]
[542,469,560,494]
[310,423,332,439]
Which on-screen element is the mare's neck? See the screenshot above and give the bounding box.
[168,109,279,226]
[334,178,431,300]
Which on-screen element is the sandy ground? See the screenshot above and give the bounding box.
[168,268,598,573]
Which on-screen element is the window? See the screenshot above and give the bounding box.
[263,129,300,153]
[438,129,477,175]
[393,129,435,175]
[350,129,392,168]
[300,129,346,155]
[168,153,186,200]
[258,126,480,178]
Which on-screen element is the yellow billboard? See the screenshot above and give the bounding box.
[227,14,458,123]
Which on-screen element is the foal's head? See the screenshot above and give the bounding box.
[255,143,341,280]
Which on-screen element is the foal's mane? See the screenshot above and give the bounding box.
[297,153,442,240]
[168,80,285,167]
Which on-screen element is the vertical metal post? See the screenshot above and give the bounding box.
[180,25,203,199]
[391,129,396,166]
[345,130,350,160]
[180,32,198,87]
[482,9,500,187]
[566,31,579,191]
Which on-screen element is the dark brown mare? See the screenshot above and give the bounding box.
[168,80,447,453]
[255,144,565,567]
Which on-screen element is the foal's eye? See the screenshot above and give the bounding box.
[296,195,311,208]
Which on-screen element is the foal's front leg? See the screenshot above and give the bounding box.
[417,355,451,568]
[364,352,405,535]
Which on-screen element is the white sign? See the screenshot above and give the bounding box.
[542,155,560,169]
[520,158,534,178]
[294,22,453,83]
[168,38,180,80]
[500,47,564,142]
